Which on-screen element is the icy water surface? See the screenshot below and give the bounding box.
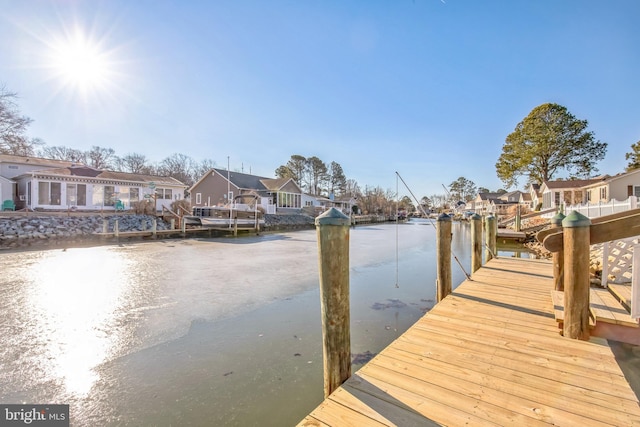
[1,219,493,426]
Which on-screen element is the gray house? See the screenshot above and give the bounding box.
[189,168,304,214]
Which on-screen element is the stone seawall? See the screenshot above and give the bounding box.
[0,213,316,251]
[0,214,173,250]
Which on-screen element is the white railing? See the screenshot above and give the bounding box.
[543,196,638,219]
[596,237,639,319]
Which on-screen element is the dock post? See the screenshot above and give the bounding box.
[152,218,157,239]
[550,213,566,291]
[470,213,482,273]
[182,217,186,237]
[233,217,238,237]
[484,215,497,262]
[436,213,452,302]
[315,207,351,398]
[562,211,591,340]
[102,219,108,234]
[170,218,175,230]
[114,219,119,238]
[515,205,522,232]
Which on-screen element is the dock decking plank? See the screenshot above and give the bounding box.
[298,258,640,426]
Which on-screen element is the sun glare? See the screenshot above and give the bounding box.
[48,29,116,98]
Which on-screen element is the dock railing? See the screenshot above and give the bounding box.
[539,208,640,339]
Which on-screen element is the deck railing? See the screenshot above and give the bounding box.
[543,196,638,219]
[539,208,640,338]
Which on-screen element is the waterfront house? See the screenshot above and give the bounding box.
[189,168,303,214]
[581,168,640,204]
[528,183,542,210]
[11,165,187,211]
[0,154,77,207]
[539,178,603,210]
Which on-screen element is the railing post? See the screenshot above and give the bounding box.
[315,207,351,398]
[436,213,452,302]
[484,215,496,262]
[562,211,592,340]
[515,205,522,232]
[470,213,482,273]
[550,213,565,291]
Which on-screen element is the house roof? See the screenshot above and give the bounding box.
[543,178,603,189]
[477,192,503,201]
[212,168,272,190]
[21,166,187,187]
[582,168,640,188]
[0,154,79,168]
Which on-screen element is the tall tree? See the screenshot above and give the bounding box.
[192,159,217,182]
[306,156,328,195]
[40,145,86,163]
[328,161,347,197]
[496,103,607,188]
[158,153,196,186]
[0,86,41,156]
[625,141,640,171]
[448,177,477,202]
[117,152,152,174]
[280,155,307,190]
[86,146,117,170]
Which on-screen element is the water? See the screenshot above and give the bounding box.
[0,219,503,426]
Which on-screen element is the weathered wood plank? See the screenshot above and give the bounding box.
[590,287,639,328]
[299,258,640,427]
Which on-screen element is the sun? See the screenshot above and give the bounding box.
[48,29,116,97]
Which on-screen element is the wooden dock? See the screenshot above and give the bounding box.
[298,257,640,426]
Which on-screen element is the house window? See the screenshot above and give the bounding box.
[554,192,561,207]
[164,189,172,200]
[104,185,115,206]
[130,187,139,202]
[277,192,301,208]
[587,190,592,202]
[635,186,640,198]
[196,193,202,204]
[600,187,607,200]
[38,182,50,205]
[77,184,86,205]
[37,181,61,205]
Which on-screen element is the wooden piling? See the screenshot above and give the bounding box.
[470,213,482,273]
[515,205,522,232]
[102,219,108,234]
[550,213,565,291]
[436,213,452,302]
[114,219,119,238]
[562,211,591,340]
[152,218,157,238]
[485,215,497,262]
[315,207,351,398]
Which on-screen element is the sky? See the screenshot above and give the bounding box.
[0,0,639,200]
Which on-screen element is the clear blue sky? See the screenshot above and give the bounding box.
[1,0,638,199]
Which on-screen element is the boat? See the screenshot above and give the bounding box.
[183,195,265,229]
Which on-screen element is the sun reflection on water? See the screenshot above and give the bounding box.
[26,247,135,397]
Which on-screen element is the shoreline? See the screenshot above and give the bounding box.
[0,213,316,252]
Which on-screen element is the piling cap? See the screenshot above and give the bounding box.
[550,212,566,226]
[470,213,481,220]
[315,207,350,226]
[562,210,591,228]
[437,213,451,222]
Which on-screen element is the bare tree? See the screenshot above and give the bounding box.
[307,156,328,196]
[0,86,41,156]
[157,153,197,186]
[86,146,117,169]
[40,145,86,163]
[117,152,152,174]
[192,158,217,182]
